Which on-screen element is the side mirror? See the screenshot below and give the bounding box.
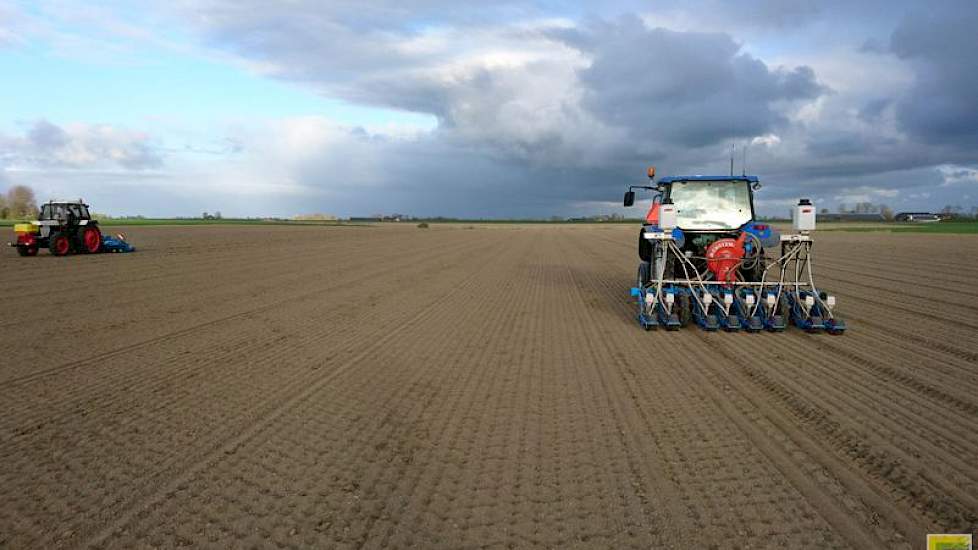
[752,182,762,191]
[623,191,635,207]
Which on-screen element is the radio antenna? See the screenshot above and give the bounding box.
[729,143,734,176]
[742,141,748,177]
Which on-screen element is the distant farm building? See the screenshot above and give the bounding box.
[894,212,942,223]
[818,213,885,222]
[293,213,338,221]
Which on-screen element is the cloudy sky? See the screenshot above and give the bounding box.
[1,0,976,218]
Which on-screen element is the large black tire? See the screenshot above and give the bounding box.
[17,245,38,257]
[637,261,651,288]
[49,232,71,256]
[638,228,652,262]
[77,225,102,254]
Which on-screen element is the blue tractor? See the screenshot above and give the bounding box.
[623,167,844,334]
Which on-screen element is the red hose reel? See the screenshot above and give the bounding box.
[705,232,749,283]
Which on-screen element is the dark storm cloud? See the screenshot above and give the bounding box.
[889,1,978,146]
[552,15,825,148]
[643,0,824,29]
[13,0,969,217]
[181,0,551,84]
[805,132,873,158]
[143,1,978,215]
[179,0,624,168]
[857,98,890,122]
[184,1,829,175]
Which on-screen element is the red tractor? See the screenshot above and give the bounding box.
[10,200,103,256]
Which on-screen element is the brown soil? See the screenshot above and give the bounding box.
[1,224,976,549]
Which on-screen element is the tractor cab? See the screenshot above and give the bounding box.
[659,176,755,230]
[39,201,92,224]
[625,172,772,273]
[625,172,759,232]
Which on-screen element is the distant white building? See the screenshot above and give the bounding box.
[894,212,941,223]
[293,213,338,221]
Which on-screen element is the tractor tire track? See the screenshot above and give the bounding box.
[0,234,485,436]
[563,229,867,548]
[2,224,976,549]
[88,236,521,549]
[0,229,502,548]
[575,225,975,545]
[0,230,474,388]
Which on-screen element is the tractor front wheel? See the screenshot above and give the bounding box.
[49,232,71,256]
[78,226,102,254]
[17,245,39,257]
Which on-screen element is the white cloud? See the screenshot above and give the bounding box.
[832,185,900,205]
[751,134,781,147]
[4,0,978,217]
[1,119,163,171]
[938,165,978,186]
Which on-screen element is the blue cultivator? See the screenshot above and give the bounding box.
[101,233,136,253]
[785,290,846,334]
[631,286,684,330]
[623,169,844,335]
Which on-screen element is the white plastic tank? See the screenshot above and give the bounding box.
[793,199,816,231]
[659,199,677,230]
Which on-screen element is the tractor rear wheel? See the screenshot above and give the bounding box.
[638,229,652,261]
[49,232,71,256]
[637,262,651,288]
[78,226,102,253]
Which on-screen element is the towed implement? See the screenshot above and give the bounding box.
[8,200,134,256]
[623,167,844,334]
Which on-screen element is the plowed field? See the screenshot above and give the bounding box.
[1,224,976,549]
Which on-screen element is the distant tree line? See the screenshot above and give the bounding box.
[0,185,39,219]
[938,205,978,219]
[835,202,978,220]
[836,202,895,220]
